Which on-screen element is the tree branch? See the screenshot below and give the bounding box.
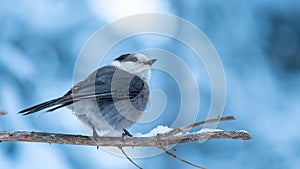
[0,116,251,169]
[0,130,251,146]
[119,146,142,169]
[163,116,235,136]
[159,146,206,169]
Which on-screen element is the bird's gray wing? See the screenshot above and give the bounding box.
[68,65,147,101]
[19,66,147,114]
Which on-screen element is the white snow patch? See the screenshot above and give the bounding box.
[187,128,224,134]
[237,130,249,133]
[135,125,173,137]
[198,128,223,133]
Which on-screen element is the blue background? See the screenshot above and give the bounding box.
[1,0,300,169]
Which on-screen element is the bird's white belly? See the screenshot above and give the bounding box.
[69,100,120,136]
[68,99,144,136]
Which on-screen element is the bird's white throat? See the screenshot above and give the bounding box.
[110,60,151,82]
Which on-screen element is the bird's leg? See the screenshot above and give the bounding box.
[122,129,133,137]
[92,126,100,149]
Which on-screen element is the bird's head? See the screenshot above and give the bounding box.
[111,53,157,82]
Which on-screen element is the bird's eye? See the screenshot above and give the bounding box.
[129,57,138,62]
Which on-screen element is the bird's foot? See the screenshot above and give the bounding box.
[122,129,133,138]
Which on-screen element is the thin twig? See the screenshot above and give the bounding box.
[163,116,235,136]
[119,146,142,169]
[159,145,206,169]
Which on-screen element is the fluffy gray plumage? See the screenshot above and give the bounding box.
[19,53,156,136]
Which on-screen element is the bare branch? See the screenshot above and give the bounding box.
[159,146,206,169]
[163,116,235,136]
[0,116,251,169]
[0,130,251,146]
[119,147,142,169]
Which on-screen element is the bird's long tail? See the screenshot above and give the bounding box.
[18,96,73,115]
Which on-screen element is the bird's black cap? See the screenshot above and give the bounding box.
[114,53,131,62]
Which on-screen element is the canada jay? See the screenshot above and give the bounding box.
[19,53,157,136]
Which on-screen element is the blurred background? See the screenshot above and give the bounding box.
[1,0,300,169]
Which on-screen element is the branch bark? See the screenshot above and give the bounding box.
[163,116,235,136]
[0,130,251,147]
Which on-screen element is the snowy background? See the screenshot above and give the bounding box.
[1,0,300,169]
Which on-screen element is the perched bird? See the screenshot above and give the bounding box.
[19,53,156,136]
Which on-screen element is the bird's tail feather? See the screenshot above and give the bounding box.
[46,100,75,112]
[18,97,70,115]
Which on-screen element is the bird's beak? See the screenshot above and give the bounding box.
[144,59,157,66]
